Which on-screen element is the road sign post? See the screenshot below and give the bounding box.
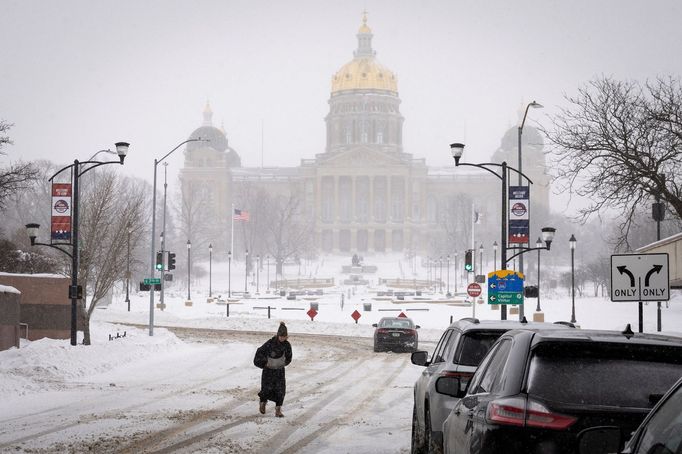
[611,253,670,333]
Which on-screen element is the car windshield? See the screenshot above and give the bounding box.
[454,331,504,366]
[380,319,413,329]
[527,342,682,408]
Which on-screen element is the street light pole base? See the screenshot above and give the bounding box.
[185,300,193,307]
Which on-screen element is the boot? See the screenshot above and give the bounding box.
[275,406,284,417]
[259,401,266,414]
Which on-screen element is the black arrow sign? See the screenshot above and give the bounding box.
[617,266,636,287]
[645,264,663,287]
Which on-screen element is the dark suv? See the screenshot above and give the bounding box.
[440,326,682,454]
[410,317,574,454]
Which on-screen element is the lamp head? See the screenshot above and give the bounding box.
[536,237,543,249]
[187,239,191,249]
[493,240,498,251]
[569,234,577,250]
[228,250,232,259]
[530,101,544,109]
[209,243,213,252]
[25,223,40,245]
[115,142,130,164]
[541,227,556,250]
[479,243,484,251]
[449,142,465,165]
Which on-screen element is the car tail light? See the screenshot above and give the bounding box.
[439,370,474,380]
[377,328,389,334]
[487,396,577,430]
[406,329,417,336]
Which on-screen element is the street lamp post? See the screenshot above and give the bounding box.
[653,197,665,331]
[570,234,577,323]
[126,225,131,311]
[493,241,498,270]
[517,101,543,320]
[454,252,458,293]
[245,249,249,293]
[208,243,213,298]
[26,142,130,346]
[186,240,191,301]
[451,142,514,320]
[446,255,450,296]
[256,254,260,294]
[228,250,232,298]
[148,138,207,336]
[535,237,543,312]
[266,255,271,292]
[439,256,443,293]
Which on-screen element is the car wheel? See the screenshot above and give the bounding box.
[411,404,426,454]
[373,343,380,353]
[424,408,443,454]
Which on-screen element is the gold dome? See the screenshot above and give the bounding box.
[331,58,398,93]
[331,13,398,94]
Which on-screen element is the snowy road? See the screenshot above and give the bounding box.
[1,326,429,454]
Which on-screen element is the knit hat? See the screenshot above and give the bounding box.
[277,322,288,337]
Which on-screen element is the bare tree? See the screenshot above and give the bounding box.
[0,120,39,211]
[77,171,149,344]
[543,76,682,249]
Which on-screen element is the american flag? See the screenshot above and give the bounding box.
[233,208,250,221]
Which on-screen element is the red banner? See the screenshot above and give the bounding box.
[51,183,72,243]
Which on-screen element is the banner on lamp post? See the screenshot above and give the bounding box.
[51,182,72,244]
[508,185,529,244]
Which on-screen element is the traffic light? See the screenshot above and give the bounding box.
[464,249,474,272]
[168,252,176,270]
[155,251,163,271]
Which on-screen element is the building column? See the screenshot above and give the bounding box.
[369,176,375,222]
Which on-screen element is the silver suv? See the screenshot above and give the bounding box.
[410,317,574,454]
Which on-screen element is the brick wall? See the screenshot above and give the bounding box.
[0,274,81,341]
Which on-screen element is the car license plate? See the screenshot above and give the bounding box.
[392,333,400,337]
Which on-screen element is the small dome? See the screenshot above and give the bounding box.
[187,125,229,152]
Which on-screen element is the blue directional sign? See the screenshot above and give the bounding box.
[487,270,524,305]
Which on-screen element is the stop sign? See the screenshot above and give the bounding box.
[467,283,482,297]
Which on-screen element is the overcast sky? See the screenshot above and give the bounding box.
[2,0,682,211]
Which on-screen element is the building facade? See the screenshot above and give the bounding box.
[179,16,550,257]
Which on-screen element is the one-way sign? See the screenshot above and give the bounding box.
[610,253,670,302]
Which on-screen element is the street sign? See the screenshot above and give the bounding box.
[467,283,482,297]
[611,253,669,302]
[398,312,407,318]
[144,278,161,285]
[351,309,361,323]
[487,270,524,305]
[307,308,317,320]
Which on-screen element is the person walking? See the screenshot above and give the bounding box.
[254,322,292,417]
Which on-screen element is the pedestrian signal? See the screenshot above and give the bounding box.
[155,251,163,271]
[464,249,474,272]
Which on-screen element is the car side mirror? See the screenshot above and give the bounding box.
[415,325,421,329]
[411,350,428,366]
[372,323,378,327]
[577,426,622,454]
[435,376,466,398]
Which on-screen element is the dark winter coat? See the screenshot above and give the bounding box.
[254,336,292,406]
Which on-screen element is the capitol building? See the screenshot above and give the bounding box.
[179,15,550,259]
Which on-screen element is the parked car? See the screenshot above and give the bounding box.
[440,325,682,454]
[410,317,575,454]
[372,316,419,352]
[578,375,682,454]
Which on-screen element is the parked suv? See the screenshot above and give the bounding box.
[579,375,682,454]
[441,326,682,454]
[410,317,574,454]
